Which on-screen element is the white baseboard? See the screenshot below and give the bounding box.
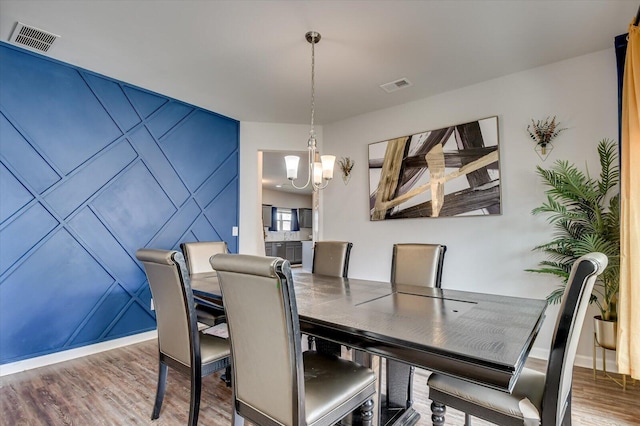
[529,346,620,373]
[0,331,157,377]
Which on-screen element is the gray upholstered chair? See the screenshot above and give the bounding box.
[312,240,353,278]
[310,240,353,355]
[211,253,377,426]
[180,241,228,327]
[387,243,447,413]
[136,248,231,426]
[428,252,608,426]
[390,243,446,287]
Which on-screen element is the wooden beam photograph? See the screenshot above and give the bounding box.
[368,116,501,220]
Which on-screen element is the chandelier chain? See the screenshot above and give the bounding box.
[285,31,334,192]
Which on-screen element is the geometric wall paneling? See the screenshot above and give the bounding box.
[146,198,201,251]
[189,215,223,244]
[0,42,239,364]
[0,202,58,276]
[69,282,135,346]
[0,161,34,223]
[67,207,146,293]
[0,229,115,361]
[91,161,178,252]
[0,113,60,196]
[83,73,141,133]
[105,296,158,339]
[159,109,239,191]
[0,45,122,175]
[45,139,138,219]
[122,85,168,119]
[128,126,190,206]
[194,151,239,209]
[204,180,239,253]
[146,101,193,139]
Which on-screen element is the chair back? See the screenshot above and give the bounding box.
[136,249,199,368]
[212,254,303,425]
[180,241,228,275]
[542,252,608,425]
[312,241,353,277]
[391,243,446,287]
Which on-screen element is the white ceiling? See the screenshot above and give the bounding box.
[1,1,636,195]
[1,1,636,126]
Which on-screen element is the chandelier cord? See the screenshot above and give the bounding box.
[310,33,316,140]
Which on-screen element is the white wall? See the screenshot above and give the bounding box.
[239,122,323,255]
[321,48,619,366]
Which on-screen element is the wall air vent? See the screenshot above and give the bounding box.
[380,78,413,93]
[9,22,60,53]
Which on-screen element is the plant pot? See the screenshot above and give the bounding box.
[594,315,617,350]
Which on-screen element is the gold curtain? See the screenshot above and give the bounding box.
[618,21,640,380]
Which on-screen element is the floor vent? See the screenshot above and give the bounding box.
[9,22,60,53]
[380,78,413,93]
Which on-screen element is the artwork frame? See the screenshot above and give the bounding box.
[368,116,501,220]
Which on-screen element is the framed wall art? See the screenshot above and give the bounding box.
[368,116,501,220]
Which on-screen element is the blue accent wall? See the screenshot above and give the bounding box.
[0,42,239,364]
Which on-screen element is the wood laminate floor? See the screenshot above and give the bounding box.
[1,340,638,425]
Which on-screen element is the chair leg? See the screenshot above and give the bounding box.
[221,365,232,387]
[465,413,472,425]
[406,365,415,408]
[152,361,168,420]
[562,389,572,426]
[232,409,245,426]
[430,401,446,426]
[360,398,374,426]
[188,374,202,426]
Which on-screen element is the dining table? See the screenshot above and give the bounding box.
[191,269,547,426]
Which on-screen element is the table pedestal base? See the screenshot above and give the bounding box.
[344,402,419,426]
[351,351,421,426]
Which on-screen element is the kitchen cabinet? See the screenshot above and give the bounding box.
[286,244,296,263]
[286,241,302,264]
[293,242,303,264]
[265,241,301,264]
[262,204,273,228]
[299,208,312,228]
[272,242,286,258]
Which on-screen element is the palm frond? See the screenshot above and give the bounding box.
[597,139,619,196]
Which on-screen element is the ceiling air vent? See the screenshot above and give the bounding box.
[9,22,60,53]
[380,78,413,93]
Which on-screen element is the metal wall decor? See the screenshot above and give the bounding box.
[526,116,567,161]
[368,116,501,220]
[338,157,354,185]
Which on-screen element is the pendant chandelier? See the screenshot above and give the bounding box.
[285,31,335,192]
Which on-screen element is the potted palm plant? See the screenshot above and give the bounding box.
[528,139,620,349]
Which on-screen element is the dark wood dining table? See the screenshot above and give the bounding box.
[191,270,547,426]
